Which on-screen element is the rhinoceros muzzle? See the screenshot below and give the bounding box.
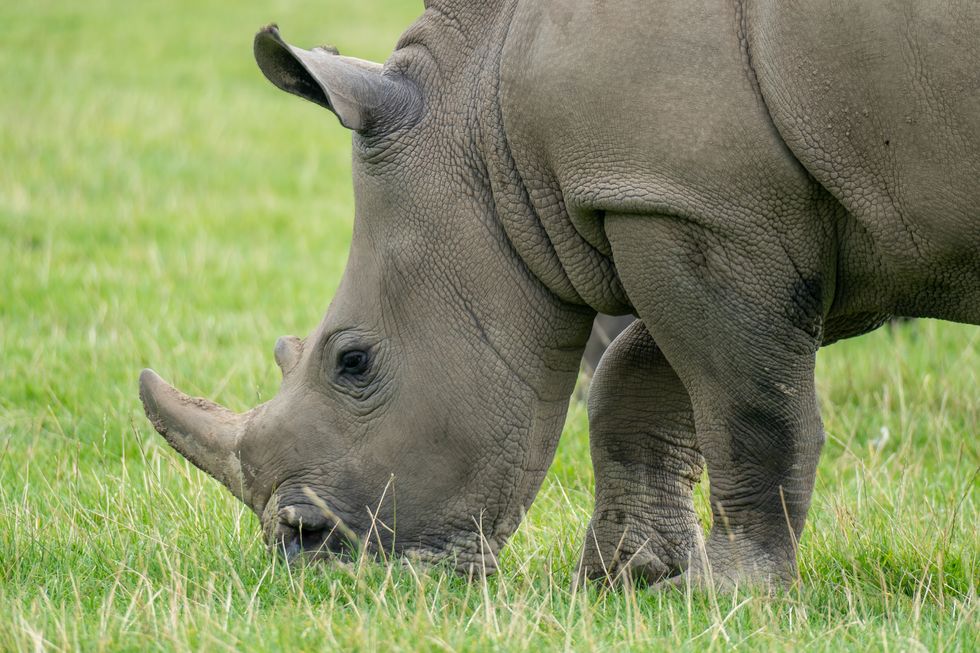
[263,487,366,562]
[271,510,357,563]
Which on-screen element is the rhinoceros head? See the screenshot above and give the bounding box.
[138,25,594,572]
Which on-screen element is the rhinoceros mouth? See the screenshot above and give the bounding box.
[269,510,498,574]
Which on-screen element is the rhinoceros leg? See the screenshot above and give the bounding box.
[578,319,704,586]
[605,213,826,589]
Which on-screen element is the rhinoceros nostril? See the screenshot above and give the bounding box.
[275,514,354,562]
[277,527,304,562]
[297,523,329,552]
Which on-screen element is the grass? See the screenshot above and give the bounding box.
[1,0,977,650]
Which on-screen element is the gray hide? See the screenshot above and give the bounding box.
[582,314,636,379]
[140,1,978,588]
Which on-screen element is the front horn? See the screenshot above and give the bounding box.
[139,369,249,505]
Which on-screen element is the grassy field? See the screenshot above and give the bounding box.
[1,1,977,650]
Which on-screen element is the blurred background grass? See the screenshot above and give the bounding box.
[1,1,977,650]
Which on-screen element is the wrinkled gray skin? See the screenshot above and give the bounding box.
[582,314,636,379]
[140,0,979,588]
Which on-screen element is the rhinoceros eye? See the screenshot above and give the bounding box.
[338,349,370,376]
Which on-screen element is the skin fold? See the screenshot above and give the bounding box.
[582,314,636,380]
[139,0,979,588]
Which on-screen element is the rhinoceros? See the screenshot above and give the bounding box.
[139,0,980,588]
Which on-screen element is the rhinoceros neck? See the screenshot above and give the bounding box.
[437,1,632,315]
[396,1,626,320]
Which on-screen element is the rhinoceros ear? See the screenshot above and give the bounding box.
[254,25,415,131]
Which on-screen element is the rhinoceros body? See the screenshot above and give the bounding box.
[139,0,979,587]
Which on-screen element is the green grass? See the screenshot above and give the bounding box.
[1,1,977,650]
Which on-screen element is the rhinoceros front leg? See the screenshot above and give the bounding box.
[578,320,705,585]
[605,213,826,589]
